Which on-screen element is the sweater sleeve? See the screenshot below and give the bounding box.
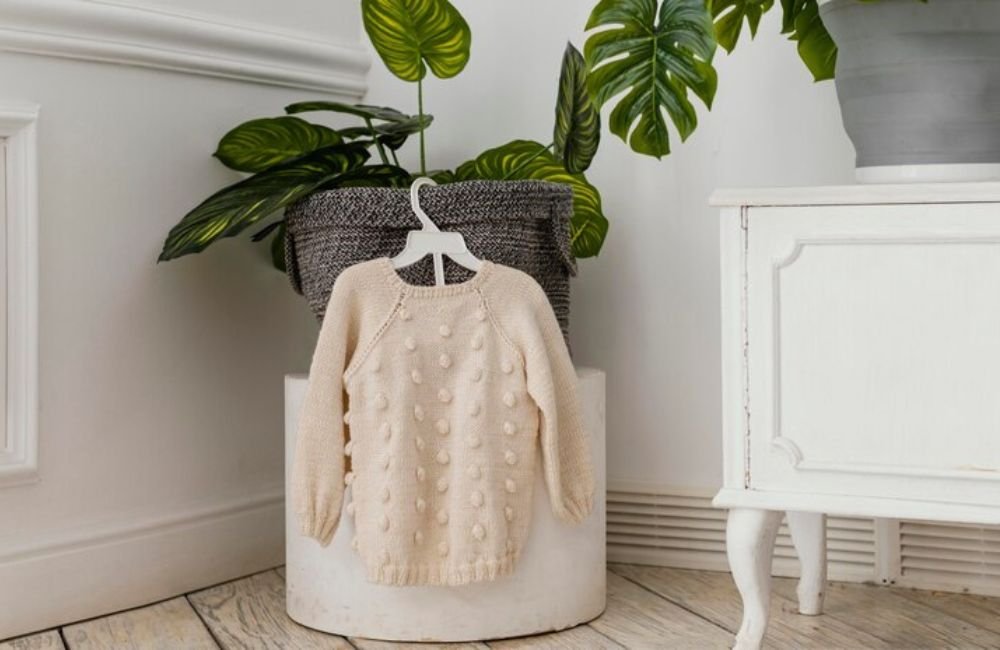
[291,274,355,547]
[519,281,595,524]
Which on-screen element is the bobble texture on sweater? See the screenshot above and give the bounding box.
[292,258,594,586]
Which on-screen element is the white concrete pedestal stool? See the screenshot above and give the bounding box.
[283,367,607,642]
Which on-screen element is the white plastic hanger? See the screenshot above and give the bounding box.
[392,177,482,286]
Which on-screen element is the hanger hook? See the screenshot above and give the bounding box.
[409,177,440,232]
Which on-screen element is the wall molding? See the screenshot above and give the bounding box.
[0,0,369,94]
[0,487,284,639]
[0,102,39,489]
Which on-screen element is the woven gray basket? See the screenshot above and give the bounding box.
[284,180,577,341]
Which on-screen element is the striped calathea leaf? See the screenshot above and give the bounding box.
[159,143,370,261]
[553,43,601,174]
[214,116,343,173]
[361,0,472,81]
[585,0,718,158]
[455,140,609,258]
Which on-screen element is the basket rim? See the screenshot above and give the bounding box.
[301,178,573,203]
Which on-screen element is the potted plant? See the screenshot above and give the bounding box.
[710,0,1000,183]
[159,0,634,337]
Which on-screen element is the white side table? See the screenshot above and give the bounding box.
[713,184,1000,649]
[284,367,606,642]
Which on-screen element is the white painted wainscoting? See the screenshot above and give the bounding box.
[606,483,1000,597]
[0,0,366,640]
[0,103,38,489]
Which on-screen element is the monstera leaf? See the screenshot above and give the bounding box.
[711,0,774,52]
[159,143,369,261]
[456,140,608,258]
[361,0,471,82]
[585,0,717,158]
[553,43,600,174]
[781,0,836,81]
[214,117,342,173]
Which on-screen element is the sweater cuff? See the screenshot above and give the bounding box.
[557,489,595,524]
[299,514,339,547]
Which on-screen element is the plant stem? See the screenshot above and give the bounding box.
[418,77,427,176]
[365,117,389,165]
[502,142,553,180]
[390,148,400,167]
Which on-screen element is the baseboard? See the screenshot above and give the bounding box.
[0,488,284,640]
[0,0,368,93]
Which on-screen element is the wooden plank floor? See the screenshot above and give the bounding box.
[4,564,1000,649]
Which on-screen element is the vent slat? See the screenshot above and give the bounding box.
[607,524,723,541]
[902,536,1000,555]
[606,503,725,520]
[605,488,876,582]
[607,513,726,530]
[902,556,1000,578]
[900,526,1000,543]
[607,533,726,552]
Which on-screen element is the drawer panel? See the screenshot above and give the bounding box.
[745,202,1000,504]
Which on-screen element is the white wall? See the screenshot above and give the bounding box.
[365,0,856,490]
[0,0,362,638]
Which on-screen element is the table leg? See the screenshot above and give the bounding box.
[727,508,783,650]
[787,511,827,615]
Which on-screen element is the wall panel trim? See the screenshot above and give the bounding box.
[0,0,369,94]
[0,102,38,488]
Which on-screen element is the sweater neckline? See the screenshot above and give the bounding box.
[378,257,493,298]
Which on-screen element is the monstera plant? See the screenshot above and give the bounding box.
[159,0,834,268]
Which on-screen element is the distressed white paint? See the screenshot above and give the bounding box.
[284,369,607,642]
[0,103,38,488]
[726,508,782,650]
[787,511,826,616]
[716,183,1000,648]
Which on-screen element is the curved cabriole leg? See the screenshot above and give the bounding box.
[787,511,827,616]
[727,508,783,650]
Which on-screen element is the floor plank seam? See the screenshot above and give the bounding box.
[609,566,737,635]
[582,622,626,648]
[183,594,223,650]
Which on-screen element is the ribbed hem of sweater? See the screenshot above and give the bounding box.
[365,552,519,586]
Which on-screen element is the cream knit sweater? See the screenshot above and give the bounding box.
[292,258,594,586]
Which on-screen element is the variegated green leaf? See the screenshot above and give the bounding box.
[553,43,601,174]
[318,164,412,190]
[711,0,774,52]
[455,140,608,258]
[427,169,456,184]
[159,143,369,261]
[585,0,717,158]
[270,221,287,272]
[361,0,471,82]
[214,116,342,173]
[285,101,412,122]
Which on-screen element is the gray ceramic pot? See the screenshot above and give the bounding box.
[821,0,1000,183]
